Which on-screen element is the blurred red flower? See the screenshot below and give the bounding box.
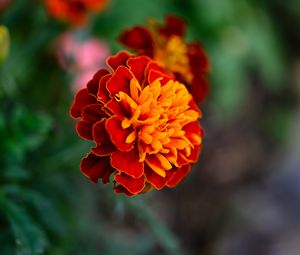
[119,15,210,103]
[44,0,109,26]
[70,51,203,196]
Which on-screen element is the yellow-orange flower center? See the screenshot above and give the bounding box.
[153,36,193,83]
[115,77,200,177]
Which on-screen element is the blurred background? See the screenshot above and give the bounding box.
[1,0,300,254]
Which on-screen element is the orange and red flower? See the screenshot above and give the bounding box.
[70,51,203,196]
[119,15,210,103]
[44,0,109,26]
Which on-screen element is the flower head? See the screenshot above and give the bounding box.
[70,51,203,196]
[44,0,109,26]
[119,15,210,103]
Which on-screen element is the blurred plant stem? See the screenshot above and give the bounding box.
[124,197,184,255]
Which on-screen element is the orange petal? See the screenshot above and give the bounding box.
[105,116,134,152]
[144,165,172,190]
[145,154,173,177]
[111,148,144,178]
[106,97,132,119]
[183,121,202,145]
[114,172,145,195]
[80,153,114,184]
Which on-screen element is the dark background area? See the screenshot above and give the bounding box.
[1,0,300,254]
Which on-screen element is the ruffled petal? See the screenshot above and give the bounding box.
[106,66,133,96]
[92,120,116,156]
[145,153,173,178]
[127,56,151,85]
[148,70,172,85]
[189,75,209,103]
[105,116,134,152]
[75,104,106,140]
[188,43,210,72]
[87,69,110,95]
[144,165,173,190]
[159,15,187,38]
[119,26,154,56]
[76,120,93,140]
[106,97,132,119]
[70,89,97,118]
[81,104,106,123]
[113,185,135,196]
[114,172,145,195]
[97,74,112,104]
[106,51,132,70]
[111,147,144,178]
[166,164,191,188]
[183,121,202,145]
[80,153,113,184]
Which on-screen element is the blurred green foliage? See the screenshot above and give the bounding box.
[0,0,297,254]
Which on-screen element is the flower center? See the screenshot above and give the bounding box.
[115,77,200,177]
[154,36,193,83]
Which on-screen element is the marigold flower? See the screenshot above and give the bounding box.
[119,15,210,103]
[44,0,109,26]
[70,51,203,196]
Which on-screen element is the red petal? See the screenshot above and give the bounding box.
[106,97,132,119]
[183,121,202,145]
[176,151,189,167]
[87,69,110,95]
[144,165,172,190]
[97,74,112,104]
[80,153,114,184]
[105,116,134,152]
[189,75,209,103]
[76,104,106,140]
[166,164,191,188]
[107,51,132,70]
[188,43,210,72]
[114,185,135,196]
[114,172,145,195]
[70,89,97,119]
[106,66,133,96]
[76,120,93,140]
[111,148,144,178]
[81,104,106,123]
[148,70,172,85]
[187,144,201,163]
[188,98,202,116]
[146,62,166,74]
[119,27,154,57]
[127,56,151,85]
[160,15,187,38]
[92,120,116,156]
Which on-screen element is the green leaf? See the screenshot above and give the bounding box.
[4,201,48,255]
